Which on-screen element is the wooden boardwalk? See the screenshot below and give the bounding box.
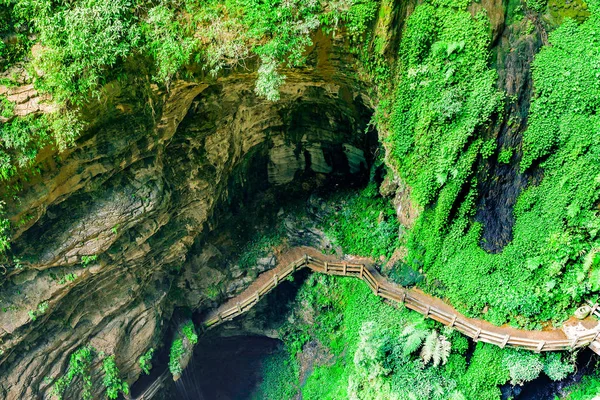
[202,246,600,353]
[134,247,600,399]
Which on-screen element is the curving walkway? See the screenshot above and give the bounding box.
[201,246,600,354]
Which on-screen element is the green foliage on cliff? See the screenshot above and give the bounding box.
[138,348,155,375]
[52,346,94,400]
[321,183,400,259]
[387,0,501,207]
[250,351,299,400]
[384,0,600,328]
[102,355,129,399]
[182,320,199,344]
[168,338,185,377]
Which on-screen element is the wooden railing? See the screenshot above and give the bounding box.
[201,254,600,353]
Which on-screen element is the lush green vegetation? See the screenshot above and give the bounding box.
[562,371,600,399]
[182,320,199,344]
[250,350,299,400]
[139,348,155,375]
[168,338,185,376]
[52,346,94,400]
[237,223,286,270]
[254,274,576,399]
[0,0,378,255]
[383,0,600,328]
[102,356,129,399]
[321,183,400,260]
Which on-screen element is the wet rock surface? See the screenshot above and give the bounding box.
[475,16,544,253]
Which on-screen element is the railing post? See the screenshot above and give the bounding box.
[449,314,457,327]
[255,291,260,303]
[237,302,242,313]
[401,291,406,303]
[473,328,481,342]
[324,261,328,273]
[425,305,431,316]
[571,335,579,349]
[536,341,545,353]
[304,254,309,265]
[360,265,364,279]
[273,274,279,286]
[218,312,223,323]
[501,334,510,348]
[343,263,347,275]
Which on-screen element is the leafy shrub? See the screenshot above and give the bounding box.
[321,183,400,259]
[502,349,543,385]
[182,320,198,345]
[250,350,299,400]
[141,5,196,84]
[543,352,575,381]
[53,346,95,400]
[102,355,129,399]
[139,348,155,375]
[237,225,285,270]
[168,338,185,376]
[15,0,139,105]
[80,255,97,267]
[525,0,547,12]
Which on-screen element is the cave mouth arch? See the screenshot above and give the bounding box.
[129,82,380,399]
[164,80,380,243]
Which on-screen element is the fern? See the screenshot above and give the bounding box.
[435,335,451,367]
[421,331,438,365]
[583,247,600,272]
[401,325,427,357]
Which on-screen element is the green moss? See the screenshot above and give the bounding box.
[320,183,400,260]
[383,0,600,329]
[548,0,590,23]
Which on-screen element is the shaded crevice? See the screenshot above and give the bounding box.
[475,25,543,253]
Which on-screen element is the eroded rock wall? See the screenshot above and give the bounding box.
[0,28,376,399]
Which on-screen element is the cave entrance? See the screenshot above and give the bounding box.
[147,83,380,399]
[168,267,311,400]
[169,335,284,400]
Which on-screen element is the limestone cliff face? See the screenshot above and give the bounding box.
[0,27,379,399]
